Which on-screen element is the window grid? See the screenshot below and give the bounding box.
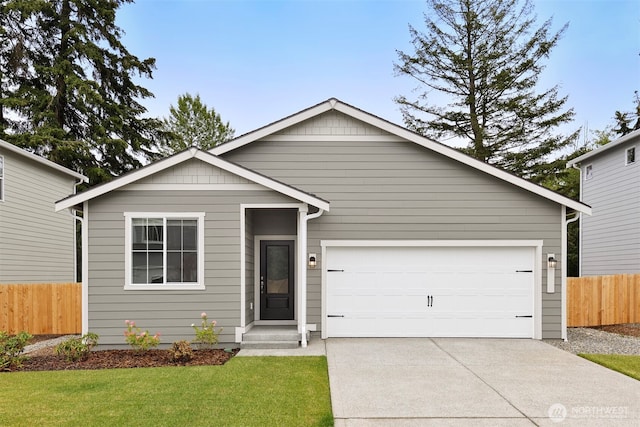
[626,147,636,165]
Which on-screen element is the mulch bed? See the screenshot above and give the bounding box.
[590,323,640,338]
[10,346,238,372]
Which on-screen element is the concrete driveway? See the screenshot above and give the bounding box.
[326,338,640,426]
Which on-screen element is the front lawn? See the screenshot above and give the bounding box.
[579,354,640,381]
[0,356,333,427]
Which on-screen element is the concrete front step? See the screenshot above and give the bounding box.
[243,332,302,342]
[240,340,300,349]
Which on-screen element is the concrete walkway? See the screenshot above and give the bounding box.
[326,338,640,426]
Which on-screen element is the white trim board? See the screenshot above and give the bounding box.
[55,148,330,212]
[211,98,590,215]
[0,138,88,182]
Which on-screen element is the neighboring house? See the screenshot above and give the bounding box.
[567,129,640,276]
[56,99,590,347]
[0,139,88,284]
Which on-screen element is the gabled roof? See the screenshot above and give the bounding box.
[0,138,88,182]
[567,128,640,167]
[55,148,330,212]
[211,98,592,215]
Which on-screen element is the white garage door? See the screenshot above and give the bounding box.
[325,245,535,338]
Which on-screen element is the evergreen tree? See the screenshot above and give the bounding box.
[0,0,163,185]
[395,0,577,183]
[613,91,640,136]
[161,93,234,155]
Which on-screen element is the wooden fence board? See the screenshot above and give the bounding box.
[0,283,81,334]
[568,274,640,327]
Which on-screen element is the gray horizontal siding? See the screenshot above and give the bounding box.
[223,134,563,338]
[581,139,640,275]
[0,148,77,283]
[87,189,296,347]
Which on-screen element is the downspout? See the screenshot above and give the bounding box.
[571,163,583,277]
[563,211,580,341]
[299,207,324,348]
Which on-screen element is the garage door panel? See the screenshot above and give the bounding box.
[326,245,535,338]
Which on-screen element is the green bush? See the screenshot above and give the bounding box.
[124,320,160,352]
[191,312,222,349]
[0,331,33,371]
[55,333,99,362]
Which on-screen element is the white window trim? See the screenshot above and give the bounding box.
[584,164,593,180]
[625,146,636,166]
[0,155,4,201]
[124,212,205,290]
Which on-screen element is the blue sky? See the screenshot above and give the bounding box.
[117,0,640,142]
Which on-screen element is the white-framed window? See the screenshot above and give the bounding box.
[626,146,636,165]
[585,164,593,180]
[124,212,205,290]
[0,155,4,201]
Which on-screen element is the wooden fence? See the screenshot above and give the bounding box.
[0,283,81,334]
[567,274,640,327]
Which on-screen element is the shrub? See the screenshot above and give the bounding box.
[191,312,222,350]
[55,333,99,362]
[170,340,194,363]
[124,320,160,352]
[0,331,33,371]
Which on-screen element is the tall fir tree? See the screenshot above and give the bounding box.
[395,0,577,183]
[0,0,163,185]
[613,91,640,136]
[161,93,234,155]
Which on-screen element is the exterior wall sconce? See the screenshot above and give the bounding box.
[547,254,557,293]
[308,253,317,269]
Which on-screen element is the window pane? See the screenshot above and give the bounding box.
[183,252,198,282]
[167,220,182,250]
[183,221,197,250]
[0,156,4,176]
[148,252,163,283]
[132,252,148,284]
[147,219,163,250]
[627,148,635,164]
[167,252,182,282]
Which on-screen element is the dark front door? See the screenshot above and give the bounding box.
[260,240,295,320]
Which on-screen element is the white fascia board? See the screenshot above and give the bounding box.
[567,128,640,167]
[0,138,88,182]
[193,151,330,211]
[332,102,592,216]
[55,148,197,211]
[207,98,590,215]
[55,147,330,212]
[210,102,334,155]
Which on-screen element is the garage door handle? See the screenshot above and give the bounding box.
[515,315,532,318]
[516,270,533,273]
[328,315,344,318]
[328,269,344,272]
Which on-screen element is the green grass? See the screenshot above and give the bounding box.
[579,354,640,381]
[0,356,333,427]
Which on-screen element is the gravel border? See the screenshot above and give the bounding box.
[23,335,80,354]
[544,328,640,355]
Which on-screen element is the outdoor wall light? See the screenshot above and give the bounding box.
[547,253,556,293]
[308,253,317,269]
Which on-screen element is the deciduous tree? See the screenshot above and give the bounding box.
[161,93,234,155]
